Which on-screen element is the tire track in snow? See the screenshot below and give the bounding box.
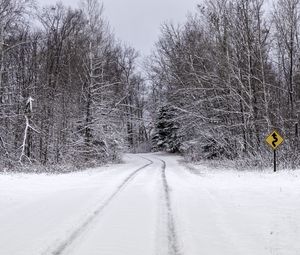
[160,159,182,255]
[46,157,153,255]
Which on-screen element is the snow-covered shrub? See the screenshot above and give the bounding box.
[182,136,235,162]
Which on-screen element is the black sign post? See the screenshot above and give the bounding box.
[274,149,276,172]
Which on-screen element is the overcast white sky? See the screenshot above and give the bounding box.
[37,0,199,57]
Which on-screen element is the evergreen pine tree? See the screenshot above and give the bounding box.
[152,105,181,152]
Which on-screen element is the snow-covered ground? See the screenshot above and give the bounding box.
[0,153,299,255]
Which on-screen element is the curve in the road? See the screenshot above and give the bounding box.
[48,157,153,255]
[160,159,182,255]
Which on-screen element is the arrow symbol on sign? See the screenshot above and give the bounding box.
[272,133,278,147]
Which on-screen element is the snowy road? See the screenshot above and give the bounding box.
[1,153,300,255]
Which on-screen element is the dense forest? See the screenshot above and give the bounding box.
[149,0,300,168]
[0,0,148,170]
[1,0,300,170]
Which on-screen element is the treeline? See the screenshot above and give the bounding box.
[0,0,147,169]
[149,0,300,167]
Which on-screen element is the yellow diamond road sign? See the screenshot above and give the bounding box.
[266,131,284,150]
